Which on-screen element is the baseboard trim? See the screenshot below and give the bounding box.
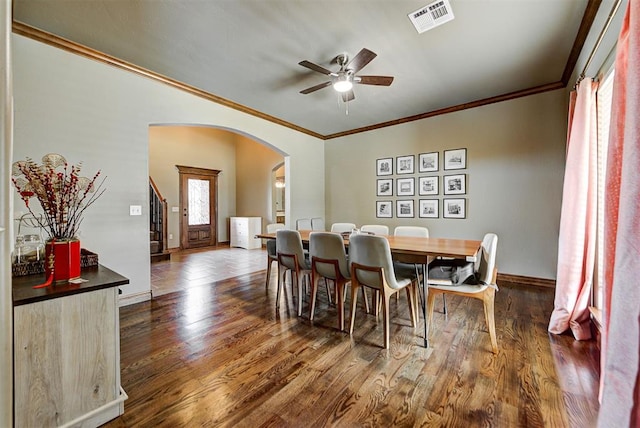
[118,290,152,307]
[497,273,556,289]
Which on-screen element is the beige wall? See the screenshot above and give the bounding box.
[326,89,568,280]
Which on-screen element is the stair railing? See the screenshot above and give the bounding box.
[149,177,168,254]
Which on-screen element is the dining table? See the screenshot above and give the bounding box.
[256,230,482,348]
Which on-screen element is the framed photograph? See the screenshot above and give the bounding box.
[419,152,439,172]
[419,199,439,218]
[443,198,466,219]
[443,174,466,195]
[376,200,393,218]
[396,155,415,175]
[418,176,439,196]
[396,177,415,196]
[444,148,467,170]
[376,158,393,176]
[376,179,393,196]
[396,200,415,218]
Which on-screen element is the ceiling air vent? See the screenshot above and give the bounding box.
[408,0,455,34]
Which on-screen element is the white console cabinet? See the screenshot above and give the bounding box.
[230,217,262,249]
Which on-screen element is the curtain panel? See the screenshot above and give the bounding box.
[598,2,640,426]
[548,78,598,340]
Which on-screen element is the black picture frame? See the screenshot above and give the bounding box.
[376,200,393,218]
[376,179,393,196]
[419,152,439,172]
[396,155,415,175]
[418,176,439,196]
[443,198,466,219]
[419,199,439,218]
[444,148,467,170]
[396,200,415,218]
[443,174,466,195]
[376,158,393,176]
[396,177,415,196]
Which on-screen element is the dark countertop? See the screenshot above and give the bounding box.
[12,264,130,307]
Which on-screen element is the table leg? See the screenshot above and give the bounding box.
[422,262,429,348]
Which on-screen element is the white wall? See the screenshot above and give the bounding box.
[13,35,324,302]
[326,90,568,280]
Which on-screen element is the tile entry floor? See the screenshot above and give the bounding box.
[151,245,268,297]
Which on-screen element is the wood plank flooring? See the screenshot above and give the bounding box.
[104,246,600,427]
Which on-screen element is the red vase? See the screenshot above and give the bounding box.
[45,239,81,284]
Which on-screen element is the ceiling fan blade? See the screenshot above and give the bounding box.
[342,90,355,102]
[300,80,332,94]
[357,75,394,86]
[298,60,333,75]
[347,48,377,73]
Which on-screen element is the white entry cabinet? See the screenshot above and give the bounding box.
[230,217,262,249]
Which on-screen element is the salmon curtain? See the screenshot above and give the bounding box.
[548,77,598,340]
[598,2,640,426]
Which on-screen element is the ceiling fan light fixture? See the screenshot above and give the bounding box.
[333,75,353,92]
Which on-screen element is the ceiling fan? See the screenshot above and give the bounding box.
[298,48,394,102]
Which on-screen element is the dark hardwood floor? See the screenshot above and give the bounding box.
[103,246,600,427]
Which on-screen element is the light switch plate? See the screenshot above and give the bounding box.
[129,205,142,216]
[171,206,179,213]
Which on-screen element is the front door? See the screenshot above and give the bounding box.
[177,165,220,249]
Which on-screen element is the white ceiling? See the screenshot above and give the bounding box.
[13,0,595,138]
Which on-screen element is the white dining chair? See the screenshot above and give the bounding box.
[348,234,418,349]
[311,217,326,231]
[360,225,389,235]
[392,226,430,303]
[330,223,357,234]
[393,226,429,238]
[296,218,312,230]
[427,233,499,353]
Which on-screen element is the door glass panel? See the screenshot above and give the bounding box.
[188,178,210,225]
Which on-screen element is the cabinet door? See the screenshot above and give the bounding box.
[14,288,120,427]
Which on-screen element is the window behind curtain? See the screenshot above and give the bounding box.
[594,70,615,310]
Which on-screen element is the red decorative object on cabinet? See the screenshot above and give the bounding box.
[45,239,81,284]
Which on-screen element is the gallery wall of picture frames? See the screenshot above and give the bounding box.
[376,148,467,219]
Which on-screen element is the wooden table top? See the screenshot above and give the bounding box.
[256,230,481,261]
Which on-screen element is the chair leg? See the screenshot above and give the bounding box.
[426,290,437,339]
[336,281,345,331]
[325,279,333,305]
[310,273,320,321]
[362,287,370,314]
[265,259,272,289]
[382,292,391,349]
[483,288,498,353]
[442,294,447,315]
[349,282,359,335]
[296,271,304,317]
[405,285,417,329]
[276,264,285,310]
